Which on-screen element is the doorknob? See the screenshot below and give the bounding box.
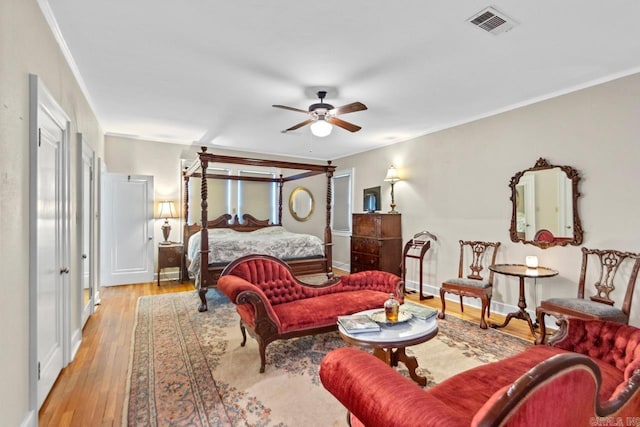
[148,237,153,241]
[60,268,70,274]
[82,254,87,259]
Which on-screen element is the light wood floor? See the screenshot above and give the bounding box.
[38,280,194,427]
[38,279,546,426]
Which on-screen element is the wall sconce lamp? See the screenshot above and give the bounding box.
[384,165,401,214]
[157,200,178,244]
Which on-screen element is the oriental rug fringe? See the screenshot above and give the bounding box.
[124,290,530,426]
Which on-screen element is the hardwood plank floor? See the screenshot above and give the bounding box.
[404,291,551,343]
[38,280,194,427]
[39,278,547,426]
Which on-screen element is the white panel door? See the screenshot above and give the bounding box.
[101,173,154,285]
[32,80,71,408]
[79,135,95,325]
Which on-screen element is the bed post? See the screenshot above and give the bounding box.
[198,147,210,312]
[278,174,284,225]
[325,162,334,275]
[183,170,189,223]
[183,170,190,281]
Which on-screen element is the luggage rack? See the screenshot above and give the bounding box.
[402,230,438,300]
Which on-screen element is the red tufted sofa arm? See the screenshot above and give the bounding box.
[217,274,282,330]
[550,318,640,382]
[338,270,404,300]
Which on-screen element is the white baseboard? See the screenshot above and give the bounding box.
[404,279,558,330]
[332,261,350,273]
[20,410,36,427]
[70,327,82,362]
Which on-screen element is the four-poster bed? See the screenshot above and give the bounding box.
[183,147,336,312]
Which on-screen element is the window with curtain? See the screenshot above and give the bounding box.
[238,170,276,222]
[332,171,352,233]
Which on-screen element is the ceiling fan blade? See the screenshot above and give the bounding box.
[327,117,362,132]
[331,102,367,116]
[284,118,314,132]
[272,104,309,114]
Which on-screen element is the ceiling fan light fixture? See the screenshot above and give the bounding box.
[310,118,332,137]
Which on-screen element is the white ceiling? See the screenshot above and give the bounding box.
[42,0,640,160]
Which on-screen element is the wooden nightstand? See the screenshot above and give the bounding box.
[157,243,184,286]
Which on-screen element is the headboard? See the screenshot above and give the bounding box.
[183,213,274,244]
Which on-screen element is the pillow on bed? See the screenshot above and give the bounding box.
[208,228,238,235]
[250,226,286,235]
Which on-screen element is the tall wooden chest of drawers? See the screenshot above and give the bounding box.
[351,213,402,276]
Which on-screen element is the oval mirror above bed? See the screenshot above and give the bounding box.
[289,187,314,222]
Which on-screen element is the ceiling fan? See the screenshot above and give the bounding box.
[273,91,367,137]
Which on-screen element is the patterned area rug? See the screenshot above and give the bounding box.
[125,290,531,426]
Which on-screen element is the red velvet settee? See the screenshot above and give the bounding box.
[320,318,640,426]
[217,254,403,373]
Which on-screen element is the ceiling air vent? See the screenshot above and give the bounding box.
[467,6,518,35]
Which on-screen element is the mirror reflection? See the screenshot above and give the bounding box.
[289,187,314,222]
[510,158,583,248]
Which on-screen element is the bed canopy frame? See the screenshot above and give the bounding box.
[183,147,336,311]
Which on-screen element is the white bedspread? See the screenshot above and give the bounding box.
[186,226,324,276]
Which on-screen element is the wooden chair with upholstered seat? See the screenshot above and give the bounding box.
[438,240,501,329]
[536,247,640,344]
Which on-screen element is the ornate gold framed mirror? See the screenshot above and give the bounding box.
[289,186,314,222]
[509,158,583,248]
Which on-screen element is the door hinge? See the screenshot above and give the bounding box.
[38,128,42,147]
[38,362,41,380]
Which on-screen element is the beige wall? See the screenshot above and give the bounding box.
[0,0,104,424]
[334,72,640,326]
[105,138,330,248]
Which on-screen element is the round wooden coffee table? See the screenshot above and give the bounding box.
[338,308,438,386]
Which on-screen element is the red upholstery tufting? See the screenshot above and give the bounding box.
[218,254,404,373]
[224,257,403,306]
[320,318,640,426]
[552,319,640,377]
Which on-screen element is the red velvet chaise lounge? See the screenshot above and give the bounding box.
[217,254,403,373]
[320,318,640,426]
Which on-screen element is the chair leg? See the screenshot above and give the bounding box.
[459,295,464,313]
[486,295,491,318]
[257,339,267,373]
[240,321,247,347]
[479,295,488,329]
[535,309,547,345]
[437,288,446,319]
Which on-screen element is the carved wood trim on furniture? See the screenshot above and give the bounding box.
[509,158,583,249]
[320,318,640,427]
[183,147,336,312]
[536,247,640,344]
[438,240,501,329]
[218,254,403,373]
